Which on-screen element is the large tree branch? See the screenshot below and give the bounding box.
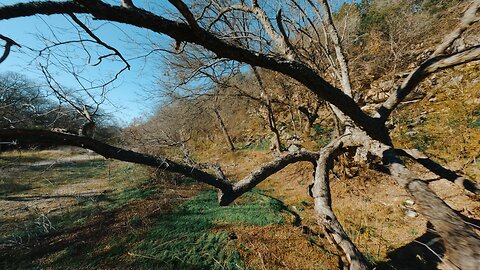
[432,0,480,57]
[349,129,480,270]
[0,1,382,141]
[311,136,370,270]
[275,9,297,60]
[0,128,232,191]
[377,1,480,121]
[377,45,480,120]
[397,149,480,195]
[1,128,320,208]
[317,0,353,97]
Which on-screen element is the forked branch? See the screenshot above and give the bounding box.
[377,1,480,120]
[219,150,318,205]
[0,34,20,64]
[377,45,480,120]
[0,128,319,208]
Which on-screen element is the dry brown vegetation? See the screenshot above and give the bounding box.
[1,0,480,269]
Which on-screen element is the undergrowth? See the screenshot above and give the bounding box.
[128,190,285,270]
[0,153,287,270]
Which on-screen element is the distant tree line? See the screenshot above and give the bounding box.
[0,72,121,147]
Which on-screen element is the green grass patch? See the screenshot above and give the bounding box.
[0,159,107,196]
[312,124,333,148]
[235,138,271,151]
[129,190,285,269]
[0,154,45,167]
[24,189,286,269]
[0,181,31,195]
[469,117,480,128]
[1,152,288,270]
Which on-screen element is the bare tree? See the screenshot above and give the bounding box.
[212,101,236,151]
[1,0,480,269]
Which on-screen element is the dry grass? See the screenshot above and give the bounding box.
[391,64,480,179]
[230,224,341,270]
[193,140,478,269]
[331,168,427,262]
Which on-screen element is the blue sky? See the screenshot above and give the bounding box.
[0,0,173,125]
[0,0,357,125]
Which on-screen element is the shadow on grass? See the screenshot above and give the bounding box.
[0,182,32,195]
[0,192,112,202]
[376,222,444,270]
[0,189,287,270]
[0,155,45,167]
[26,159,106,171]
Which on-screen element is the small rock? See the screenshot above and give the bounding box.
[288,144,301,152]
[405,130,417,136]
[405,208,418,218]
[404,199,415,206]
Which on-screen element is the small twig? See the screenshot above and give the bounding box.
[412,240,449,265]
[68,14,130,70]
[168,0,201,32]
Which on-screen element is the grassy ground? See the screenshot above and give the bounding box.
[0,150,297,269]
[2,81,479,270]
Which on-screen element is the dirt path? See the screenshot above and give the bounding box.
[0,153,111,239]
[18,152,104,169]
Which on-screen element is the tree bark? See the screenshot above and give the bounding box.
[317,0,353,97]
[397,148,480,195]
[218,150,318,205]
[351,130,480,270]
[312,136,370,270]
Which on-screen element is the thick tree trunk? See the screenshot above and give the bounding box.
[407,180,480,269]
[352,130,480,270]
[312,137,370,270]
[213,108,235,151]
